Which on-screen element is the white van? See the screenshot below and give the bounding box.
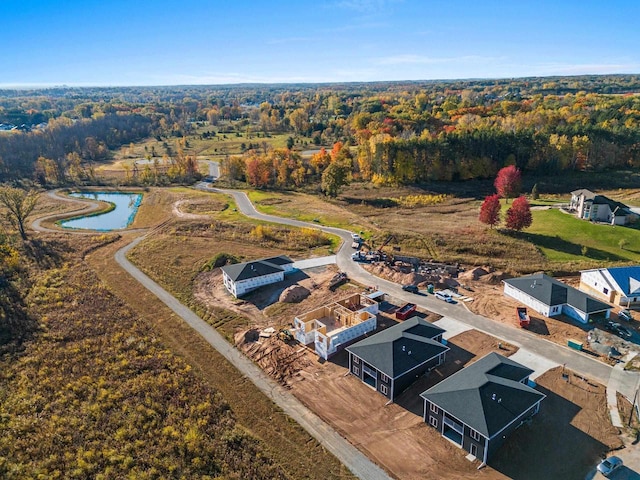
[435,291,453,303]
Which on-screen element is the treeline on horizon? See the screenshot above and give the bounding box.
[1,74,640,186]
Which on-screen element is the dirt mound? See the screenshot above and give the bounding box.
[279,284,311,303]
[479,271,508,284]
[459,267,489,281]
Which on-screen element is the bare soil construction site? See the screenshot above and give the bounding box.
[189,260,623,479]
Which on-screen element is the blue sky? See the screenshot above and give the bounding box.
[1,0,638,87]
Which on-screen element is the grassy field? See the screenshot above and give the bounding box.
[88,234,355,480]
[100,123,318,179]
[247,190,373,234]
[245,184,640,273]
[0,234,306,479]
[526,208,640,264]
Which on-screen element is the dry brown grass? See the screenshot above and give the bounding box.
[87,234,355,480]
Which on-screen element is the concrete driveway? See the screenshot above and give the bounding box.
[585,441,640,479]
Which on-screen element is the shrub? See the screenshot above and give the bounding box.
[202,253,239,271]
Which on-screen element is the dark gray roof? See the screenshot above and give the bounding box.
[221,258,284,281]
[346,316,448,379]
[261,255,294,266]
[421,353,545,438]
[504,273,610,313]
[594,196,631,216]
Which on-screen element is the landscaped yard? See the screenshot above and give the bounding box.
[526,208,640,264]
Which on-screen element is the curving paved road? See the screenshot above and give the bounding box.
[35,183,630,478]
[201,184,614,386]
[115,237,391,480]
[34,188,392,480]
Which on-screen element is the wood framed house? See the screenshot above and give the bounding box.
[293,293,379,359]
[580,266,640,307]
[221,255,294,298]
[346,316,449,400]
[421,353,545,463]
[503,273,611,323]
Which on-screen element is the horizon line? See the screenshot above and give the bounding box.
[1,72,640,91]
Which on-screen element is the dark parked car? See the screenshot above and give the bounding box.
[606,321,633,339]
[402,285,419,294]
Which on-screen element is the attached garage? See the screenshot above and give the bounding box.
[504,273,611,324]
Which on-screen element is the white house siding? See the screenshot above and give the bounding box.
[293,318,316,345]
[503,283,553,317]
[224,271,284,297]
[315,314,377,359]
[281,263,295,274]
[579,270,614,302]
[561,304,588,323]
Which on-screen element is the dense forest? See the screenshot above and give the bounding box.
[1,74,640,189]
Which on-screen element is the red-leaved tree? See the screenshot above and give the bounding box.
[505,196,532,231]
[479,194,501,228]
[494,165,522,202]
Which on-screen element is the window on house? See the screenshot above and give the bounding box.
[429,416,438,428]
[430,403,439,414]
[353,356,360,364]
[380,384,388,395]
[603,288,608,294]
[353,366,359,375]
[380,373,388,383]
[470,429,481,441]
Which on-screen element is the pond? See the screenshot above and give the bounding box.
[60,192,143,231]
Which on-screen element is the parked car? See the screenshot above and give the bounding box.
[435,291,454,303]
[402,285,419,294]
[618,309,633,322]
[351,233,361,241]
[597,456,623,477]
[606,321,632,339]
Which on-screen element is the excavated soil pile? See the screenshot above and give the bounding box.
[239,334,311,386]
[279,284,311,303]
[459,266,489,281]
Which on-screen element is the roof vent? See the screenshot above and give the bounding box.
[492,393,497,401]
[402,345,406,352]
[408,351,412,355]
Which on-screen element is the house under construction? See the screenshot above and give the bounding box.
[293,293,379,359]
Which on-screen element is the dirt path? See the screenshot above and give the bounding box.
[171,199,213,220]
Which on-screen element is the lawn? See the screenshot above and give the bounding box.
[525,208,640,264]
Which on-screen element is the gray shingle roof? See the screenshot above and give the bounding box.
[421,353,545,438]
[346,317,448,379]
[504,273,610,313]
[221,258,285,281]
[261,255,294,266]
[571,188,596,199]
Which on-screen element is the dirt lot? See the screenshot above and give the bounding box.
[363,262,639,362]
[491,367,622,479]
[191,262,621,479]
[282,329,518,480]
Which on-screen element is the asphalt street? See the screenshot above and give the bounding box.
[208,184,615,386]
